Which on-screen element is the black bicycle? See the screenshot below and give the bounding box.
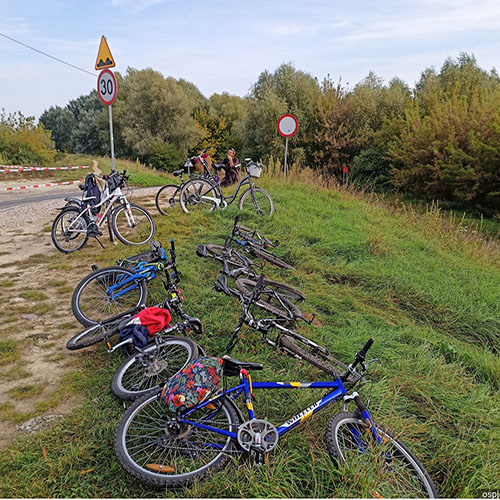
[179,159,274,216]
[196,241,306,320]
[155,148,214,216]
[215,274,347,377]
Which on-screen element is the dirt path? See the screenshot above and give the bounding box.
[0,160,159,450]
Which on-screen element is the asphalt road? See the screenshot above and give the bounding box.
[0,185,158,212]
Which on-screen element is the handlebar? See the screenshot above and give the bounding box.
[342,338,374,383]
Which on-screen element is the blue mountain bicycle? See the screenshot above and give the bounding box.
[71,240,181,327]
[114,337,438,496]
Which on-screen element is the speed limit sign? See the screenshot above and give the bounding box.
[97,69,117,106]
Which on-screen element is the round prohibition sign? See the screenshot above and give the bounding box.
[97,69,117,105]
[277,114,298,138]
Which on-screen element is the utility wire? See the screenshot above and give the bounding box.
[0,32,95,77]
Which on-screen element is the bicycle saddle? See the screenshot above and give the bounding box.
[222,354,263,376]
[172,169,183,177]
[196,244,208,258]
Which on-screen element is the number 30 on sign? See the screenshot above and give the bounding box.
[97,69,117,106]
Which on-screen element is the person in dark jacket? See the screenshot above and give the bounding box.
[219,148,239,187]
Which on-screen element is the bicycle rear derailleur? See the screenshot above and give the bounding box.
[237,419,278,466]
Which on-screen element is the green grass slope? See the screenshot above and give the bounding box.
[0,176,498,498]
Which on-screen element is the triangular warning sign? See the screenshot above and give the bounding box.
[95,36,115,70]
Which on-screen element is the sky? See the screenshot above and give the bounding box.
[1,0,500,120]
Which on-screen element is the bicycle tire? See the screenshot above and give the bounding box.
[235,277,305,302]
[111,203,156,246]
[72,266,147,327]
[238,187,274,217]
[66,321,121,350]
[112,336,199,400]
[114,390,240,487]
[325,412,438,498]
[155,184,181,216]
[180,178,218,214]
[51,207,89,253]
[278,334,347,376]
[250,246,294,270]
[235,278,303,319]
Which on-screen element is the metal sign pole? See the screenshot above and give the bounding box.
[284,136,289,177]
[109,104,115,172]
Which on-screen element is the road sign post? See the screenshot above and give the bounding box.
[277,114,298,177]
[97,69,117,172]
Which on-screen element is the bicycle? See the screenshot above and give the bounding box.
[155,147,215,216]
[114,338,438,497]
[179,159,274,217]
[71,240,183,327]
[229,215,293,269]
[196,241,306,320]
[51,170,156,253]
[214,274,341,375]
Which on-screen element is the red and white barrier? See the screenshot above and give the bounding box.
[0,165,90,173]
[0,179,84,191]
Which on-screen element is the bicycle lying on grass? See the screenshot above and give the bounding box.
[114,337,438,497]
[230,215,293,269]
[71,240,179,327]
[214,274,343,375]
[196,241,305,320]
[51,170,156,253]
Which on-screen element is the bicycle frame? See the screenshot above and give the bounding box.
[180,377,350,439]
[197,173,255,208]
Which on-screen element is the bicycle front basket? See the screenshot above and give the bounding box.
[160,357,223,413]
[116,250,157,267]
[247,163,263,178]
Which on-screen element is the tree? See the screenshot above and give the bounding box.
[245,63,320,164]
[39,106,75,152]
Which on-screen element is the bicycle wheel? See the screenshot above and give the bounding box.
[238,187,274,217]
[115,391,240,488]
[325,412,438,498]
[250,246,294,270]
[278,334,348,377]
[72,266,147,327]
[111,203,156,246]
[180,179,219,214]
[235,278,303,319]
[112,336,199,400]
[51,207,89,253]
[66,322,120,350]
[155,184,181,216]
[235,277,305,302]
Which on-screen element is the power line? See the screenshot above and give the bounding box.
[0,32,96,77]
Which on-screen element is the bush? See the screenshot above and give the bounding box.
[351,147,392,189]
[146,141,182,171]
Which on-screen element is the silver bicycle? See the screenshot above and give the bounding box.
[51,170,156,253]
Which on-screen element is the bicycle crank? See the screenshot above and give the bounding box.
[237,419,278,465]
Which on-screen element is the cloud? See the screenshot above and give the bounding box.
[335,1,500,43]
[265,23,321,37]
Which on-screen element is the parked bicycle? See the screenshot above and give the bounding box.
[155,147,214,216]
[180,159,274,216]
[51,170,156,253]
[71,240,181,327]
[114,337,438,497]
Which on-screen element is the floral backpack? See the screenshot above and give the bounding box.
[160,357,223,412]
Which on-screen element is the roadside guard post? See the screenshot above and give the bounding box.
[342,166,348,185]
[277,114,298,177]
[96,36,117,172]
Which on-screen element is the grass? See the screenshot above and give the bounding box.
[0,174,499,498]
[19,290,48,301]
[0,340,20,366]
